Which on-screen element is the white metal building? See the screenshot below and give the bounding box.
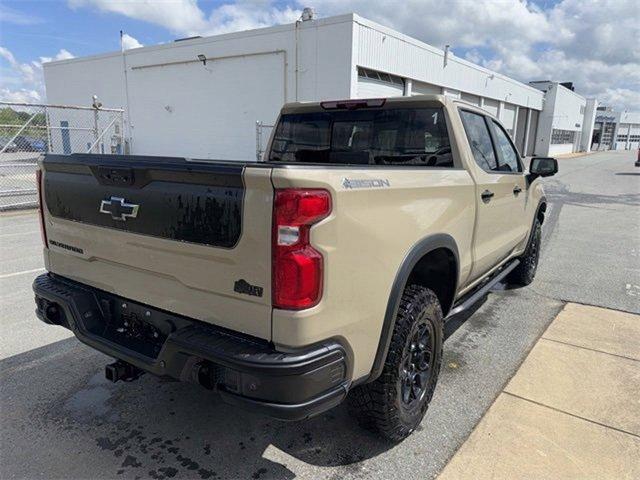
[43,12,595,160]
[528,81,597,156]
[593,109,640,151]
[613,111,640,150]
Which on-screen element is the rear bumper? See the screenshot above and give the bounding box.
[32,273,350,420]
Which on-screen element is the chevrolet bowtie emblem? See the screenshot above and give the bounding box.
[99,196,139,221]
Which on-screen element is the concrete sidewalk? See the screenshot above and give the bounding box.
[438,303,640,480]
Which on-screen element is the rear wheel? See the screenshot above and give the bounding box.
[348,285,443,441]
[508,218,542,286]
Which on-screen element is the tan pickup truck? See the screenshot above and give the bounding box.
[33,95,557,441]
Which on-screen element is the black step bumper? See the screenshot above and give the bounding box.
[33,274,350,420]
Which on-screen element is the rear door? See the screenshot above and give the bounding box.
[487,119,528,245]
[41,154,274,339]
[459,110,522,281]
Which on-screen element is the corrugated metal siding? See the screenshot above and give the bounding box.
[356,22,543,110]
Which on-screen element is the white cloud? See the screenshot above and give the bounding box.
[6,0,639,110]
[0,87,42,103]
[202,3,300,36]
[314,0,557,51]
[0,47,75,103]
[39,49,76,65]
[68,0,301,36]
[121,33,143,50]
[68,0,208,35]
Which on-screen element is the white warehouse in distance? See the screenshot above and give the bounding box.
[44,12,599,161]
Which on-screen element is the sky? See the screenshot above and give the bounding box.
[1,0,638,111]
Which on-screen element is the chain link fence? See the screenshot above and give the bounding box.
[255,121,274,161]
[0,101,125,210]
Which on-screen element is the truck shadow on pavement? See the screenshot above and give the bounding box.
[1,337,392,479]
[2,294,493,480]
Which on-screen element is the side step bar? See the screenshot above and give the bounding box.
[447,259,520,318]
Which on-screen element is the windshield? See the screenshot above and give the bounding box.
[268,107,453,167]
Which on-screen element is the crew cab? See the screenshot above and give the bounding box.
[33,95,557,440]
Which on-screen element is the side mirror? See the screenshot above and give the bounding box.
[530,157,558,177]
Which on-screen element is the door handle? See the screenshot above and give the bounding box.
[513,185,522,195]
[481,190,494,202]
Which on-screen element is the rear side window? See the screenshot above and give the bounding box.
[459,110,498,172]
[490,121,522,172]
[269,108,453,167]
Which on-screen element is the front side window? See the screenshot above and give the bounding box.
[269,107,453,167]
[459,110,498,172]
[491,120,522,172]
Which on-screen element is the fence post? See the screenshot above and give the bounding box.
[45,106,53,153]
[93,107,100,153]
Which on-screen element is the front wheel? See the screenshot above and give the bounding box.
[348,285,443,441]
[508,218,542,286]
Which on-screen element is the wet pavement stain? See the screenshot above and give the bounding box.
[149,466,179,479]
[175,454,200,471]
[122,455,142,468]
[251,467,268,479]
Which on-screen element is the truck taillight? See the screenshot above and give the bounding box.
[36,169,48,248]
[272,189,331,310]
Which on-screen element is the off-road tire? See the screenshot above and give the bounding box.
[508,218,542,286]
[348,285,443,442]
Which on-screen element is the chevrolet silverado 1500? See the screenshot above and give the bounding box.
[33,95,557,440]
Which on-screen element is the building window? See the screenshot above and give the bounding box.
[357,67,404,86]
[580,105,585,115]
[551,129,576,144]
[616,135,629,142]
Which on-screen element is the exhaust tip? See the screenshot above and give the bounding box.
[45,304,61,324]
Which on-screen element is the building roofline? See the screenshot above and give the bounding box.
[351,14,544,97]
[529,80,587,101]
[44,13,357,69]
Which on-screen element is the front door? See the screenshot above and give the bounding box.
[459,110,526,281]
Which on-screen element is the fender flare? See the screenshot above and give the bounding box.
[365,233,459,383]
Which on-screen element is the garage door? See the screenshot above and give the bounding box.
[127,52,285,160]
[500,103,517,134]
[412,81,441,96]
[482,98,500,117]
[357,67,404,98]
[460,93,481,106]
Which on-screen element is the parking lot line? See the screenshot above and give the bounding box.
[0,230,39,238]
[0,267,45,279]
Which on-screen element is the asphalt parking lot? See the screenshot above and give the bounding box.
[1,150,638,479]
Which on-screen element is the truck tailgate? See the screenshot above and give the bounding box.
[40,154,273,340]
